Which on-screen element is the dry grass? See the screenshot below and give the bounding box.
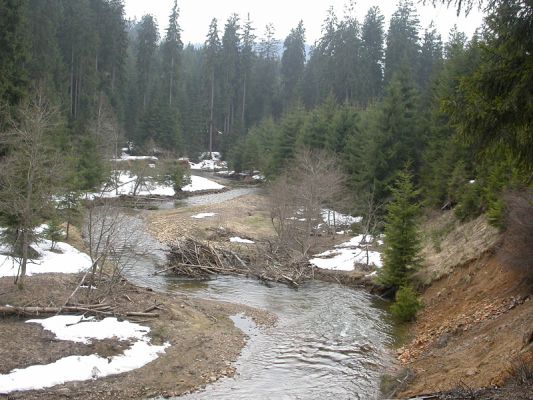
[414,211,500,286]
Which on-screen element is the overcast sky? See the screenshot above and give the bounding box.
[124,0,485,45]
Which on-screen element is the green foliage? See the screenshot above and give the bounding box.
[390,285,423,322]
[379,168,421,290]
[445,1,533,173]
[454,181,483,221]
[43,219,64,251]
[172,163,191,192]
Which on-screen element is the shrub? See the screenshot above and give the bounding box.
[44,219,64,251]
[390,285,422,322]
[454,181,483,221]
[172,163,191,192]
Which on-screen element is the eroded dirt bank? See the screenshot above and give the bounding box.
[397,210,533,398]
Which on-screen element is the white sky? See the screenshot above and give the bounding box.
[124,0,485,45]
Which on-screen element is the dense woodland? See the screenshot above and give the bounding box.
[0,0,531,226]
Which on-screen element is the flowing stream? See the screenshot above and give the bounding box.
[96,187,395,400]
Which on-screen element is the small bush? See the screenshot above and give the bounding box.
[44,219,64,251]
[172,163,191,192]
[390,285,422,322]
[487,198,506,229]
[455,182,483,222]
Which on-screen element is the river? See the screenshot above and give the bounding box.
[91,187,395,400]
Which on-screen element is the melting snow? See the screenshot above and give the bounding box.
[309,233,383,271]
[27,316,149,344]
[0,316,169,394]
[90,172,225,198]
[182,175,225,192]
[229,237,255,244]
[0,238,92,278]
[191,212,217,219]
[321,209,362,227]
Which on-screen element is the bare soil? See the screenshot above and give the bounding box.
[397,212,533,398]
[0,273,275,400]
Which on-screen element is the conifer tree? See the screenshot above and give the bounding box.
[379,168,421,291]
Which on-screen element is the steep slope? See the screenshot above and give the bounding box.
[397,195,533,397]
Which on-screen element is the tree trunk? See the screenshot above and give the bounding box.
[209,69,215,156]
[241,73,247,129]
[169,55,174,106]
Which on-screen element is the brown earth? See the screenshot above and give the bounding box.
[396,209,533,398]
[0,273,275,400]
[147,193,276,245]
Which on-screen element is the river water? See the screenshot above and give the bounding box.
[94,187,395,400]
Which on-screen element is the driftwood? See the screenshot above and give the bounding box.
[0,305,159,318]
[160,237,312,287]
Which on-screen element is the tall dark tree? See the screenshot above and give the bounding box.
[240,14,256,131]
[162,0,183,106]
[281,20,306,107]
[384,0,421,84]
[445,1,533,172]
[361,6,385,102]
[0,0,29,112]
[136,15,159,113]
[220,14,241,140]
[205,18,221,154]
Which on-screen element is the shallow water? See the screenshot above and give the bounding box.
[89,188,395,400]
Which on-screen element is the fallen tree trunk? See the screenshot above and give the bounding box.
[0,305,159,318]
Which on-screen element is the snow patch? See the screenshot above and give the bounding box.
[0,316,169,394]
[321,209,362,227]
[0,238,92,278]
[191,212,217,219]
[182,175,225,192]
[27,316,149,344]
[229,237,255,244]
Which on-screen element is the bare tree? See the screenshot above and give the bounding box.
[269,149,345,255]
[84,200,150,298]
[0,94,63,286]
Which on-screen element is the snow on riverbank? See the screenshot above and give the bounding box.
[191,212,217,219]
[0,237,92,278]
[91,172,225,198]
[0,316,169,394]
[310,234,383,272]
[182,175,225,192]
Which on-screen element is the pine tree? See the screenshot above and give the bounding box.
[379,168,421,290]
[361,6,385,102]
[281,21,306,107]
[0,0,29,111]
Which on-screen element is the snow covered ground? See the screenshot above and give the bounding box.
[0,236,92,278]
[191,212,217,219]
[91,172,224,198]
[229,237,255,244]
[190,152,228,171]
[309,234,383,272]
[182,175,225,192]
[0,316,169,394]
[321,209,362,227]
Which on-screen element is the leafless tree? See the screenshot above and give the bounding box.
[84,200,150,298]
[0,94,63,286]
[269,149,345,255]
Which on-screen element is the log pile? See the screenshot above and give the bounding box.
[159,237,313,287]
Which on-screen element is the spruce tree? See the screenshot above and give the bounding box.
[379,168,421,291]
